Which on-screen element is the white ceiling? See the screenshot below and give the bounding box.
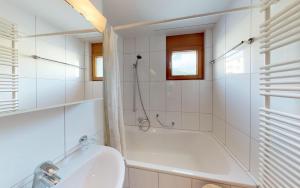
[7,0,95,31]
[5,0,234,37]
[103,0,233,36]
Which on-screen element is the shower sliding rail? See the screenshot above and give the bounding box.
[0,17,18,113]
[259,0,300,188]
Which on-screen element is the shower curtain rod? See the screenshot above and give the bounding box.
[210,38,255,64]
[22,5,257,38]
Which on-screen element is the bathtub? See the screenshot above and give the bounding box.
[125,126,256,188]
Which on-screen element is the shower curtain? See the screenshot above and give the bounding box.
[103,25,126,155]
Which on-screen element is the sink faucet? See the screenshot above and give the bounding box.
[32,161,61,188]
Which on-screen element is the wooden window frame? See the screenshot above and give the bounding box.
[91,43,104,81]
[166,33,205,80]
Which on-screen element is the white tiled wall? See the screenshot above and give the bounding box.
[124,167,247,188]
[122,30,213,131]
[212,0,262,179]
[212,0,300,182]
[0,2,105,187]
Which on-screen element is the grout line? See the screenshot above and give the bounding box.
[34,16,38,108]
[224,14,228,147]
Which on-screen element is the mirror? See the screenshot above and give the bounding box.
[0,0,104,116]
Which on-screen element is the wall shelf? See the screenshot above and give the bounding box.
[0,98,103,118]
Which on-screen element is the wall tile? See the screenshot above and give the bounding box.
[124,54,135,82]
[150,82,166,111]
[150,51,166,81]
[123,34,213,132]
[135,36,149,53]
[66,36,85,67]
[166,81,181,111]
[18,78,36,110]
[250,138,260,181]
[182,113,200,131]
[159,173,191,188]
[66,81,85,103]
[213,59,225,80]
[37,79,65,107]
[65,101,104,151]
[213,17,226,59]
[204,48,213,81]
[226,74,250,135]
[36,35,66,63]
[136,52,150,82]
[135,82,150,111]
[124,38,135,54]
[204,29,213,48]
[226,125,250,169]
[225,47,251,75]
[85,81,94,99]
[18,38,36,78]
[213,79,226,120]
[36,60,66,80]
[150,35,166,52]
[149,111,166,128]
[250,74,262,140]
[166,112,181,129]
[213,116,226,144]
[66,67,84,81]
[200,80,212,114]
[0,108,65,188]
[200,114,213,131]
[129,168,158,188]
[226,8,251,50]
[124,110,136,126]
[182,80,200,113]
[93,81,103,99]
[123,82,134,111]
[135,110,150,125]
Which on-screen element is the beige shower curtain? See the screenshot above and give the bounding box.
[103,24,126,156]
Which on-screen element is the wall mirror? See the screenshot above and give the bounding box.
[0,0,104,116]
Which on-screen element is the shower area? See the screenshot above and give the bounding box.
[119,0,300,188]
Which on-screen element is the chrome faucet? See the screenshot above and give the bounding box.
[32,161,61,188]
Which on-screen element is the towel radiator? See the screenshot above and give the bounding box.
[259,0,300,187]
[0,17,18,113]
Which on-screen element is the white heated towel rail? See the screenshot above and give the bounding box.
[259,0,300,188]
[0,17,18,113]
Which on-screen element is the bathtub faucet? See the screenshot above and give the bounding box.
[32,161,61,188]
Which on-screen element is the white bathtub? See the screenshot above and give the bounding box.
[125,126,256,188]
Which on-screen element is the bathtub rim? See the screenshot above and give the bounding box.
[124,126,257,188]
[125,159,256,188]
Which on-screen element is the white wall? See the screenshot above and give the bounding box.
[212,0,300,181]
[122,30,213,131]
[0,2,105,187]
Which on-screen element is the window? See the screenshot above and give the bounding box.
[92,43,104,81]
[166,33,204,80]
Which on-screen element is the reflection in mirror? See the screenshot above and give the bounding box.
[92,43,104,81]
[0,0,105,116]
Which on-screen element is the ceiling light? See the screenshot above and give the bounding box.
[65,0,107,32]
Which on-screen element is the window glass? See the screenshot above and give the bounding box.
[96,56,104,77]
[171,50,197,76]
[166,33,204,80]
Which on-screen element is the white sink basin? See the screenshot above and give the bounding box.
[54,145,125,188]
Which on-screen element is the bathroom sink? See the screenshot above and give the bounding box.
[54,145,125,188]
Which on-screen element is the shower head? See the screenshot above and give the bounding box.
[137,55,142,60]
